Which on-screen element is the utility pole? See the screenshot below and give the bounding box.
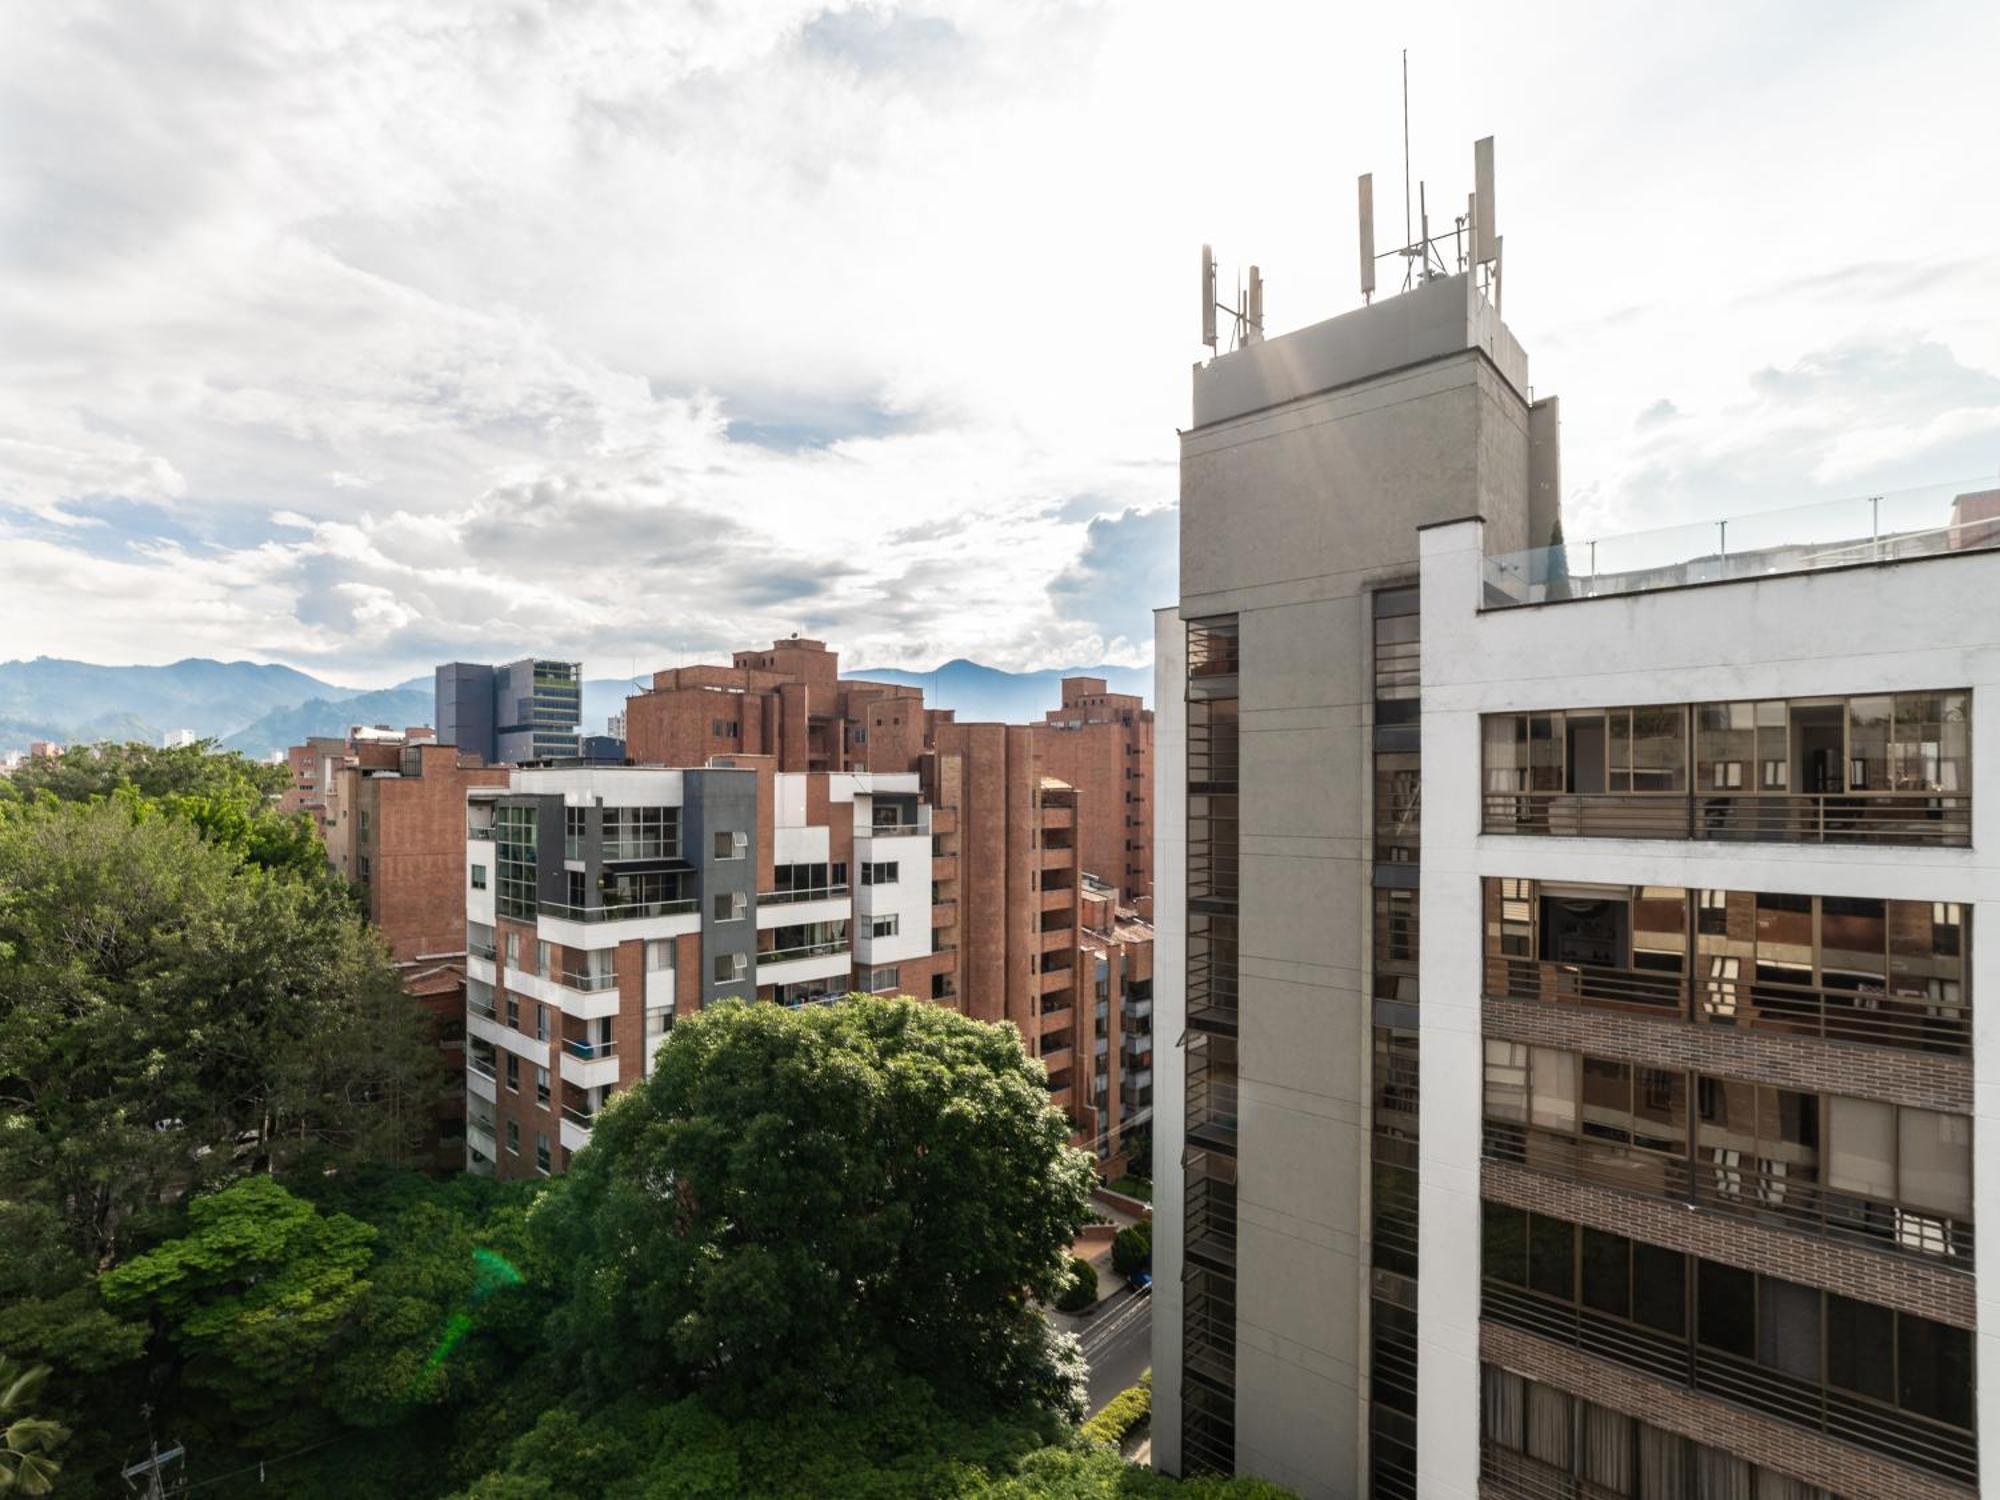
[121,1408,186,1498]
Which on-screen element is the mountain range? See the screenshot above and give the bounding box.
[0,656,1150,760]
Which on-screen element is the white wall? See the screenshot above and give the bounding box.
[1417,518,2000,1493]
[853,831,932,965]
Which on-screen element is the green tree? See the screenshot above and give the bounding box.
[0,1357,69,1497]
[0,740,327,881]
[0,798,440,1265]
[538,996,1097,1418]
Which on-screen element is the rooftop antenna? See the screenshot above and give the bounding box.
[1401,49,1412,255]
[1198,243,1264,352]
[1358,172,1376,303]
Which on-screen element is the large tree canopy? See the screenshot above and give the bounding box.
[0,797,439,1266]
[538,996,1098,1417]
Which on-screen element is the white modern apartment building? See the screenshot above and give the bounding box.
[462,759,939,1180]
[1153,145,1997,1500]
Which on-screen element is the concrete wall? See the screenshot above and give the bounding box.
[1416,519,2000,1499]
[1151,605,1189,1473]
[1176,338,1535,1498]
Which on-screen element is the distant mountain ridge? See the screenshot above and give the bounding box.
[843,659,1150,723]
[0,655,1153,759]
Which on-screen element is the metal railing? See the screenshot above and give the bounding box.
[468,939,498,960]
[561,1037,618,1060]
[1490,954,1972,1056]
[1186,1075,1240,1154]
[1483,789,1971,847]
[561,1104,597,1128]
[467,995,498,1020]
[540,897,698,923]
[1482,1279,1978,1487]
[759,938,848,964]
[467,825,495,841]
[467,1057,496,1080]
[1483,1121,1974,1265]
[759,884,851,904]
[555,970,619,993]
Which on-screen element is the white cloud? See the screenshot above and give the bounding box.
[2,0,1999,683]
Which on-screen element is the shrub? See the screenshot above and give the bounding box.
[1110,1219,1152,1279]
[1054,1257,1098,1313]
[1080,1371,1151,1449]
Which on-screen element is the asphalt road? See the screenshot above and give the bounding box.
[1080,1285,1153,1416]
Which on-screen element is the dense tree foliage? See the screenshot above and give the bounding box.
[1,755,1283,1495]
[540,997,1098,1417]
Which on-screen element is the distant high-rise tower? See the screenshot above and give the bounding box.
[435,659,582,763]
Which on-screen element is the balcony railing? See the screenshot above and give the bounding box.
[759,939,848,964]
[540,897,698,923]
[467,1057,496,1080]
[468,825,495,841]
[1484,1121,1973,1265]
[759,884,851,905]
[468,939,497,960]
[561,1104,597,1128]
[556,970,619,993]
[1482,477,2000,607]
[467,995,497,1021]
[1489,954,1972,1056]
[1481,1279,1978,1487]
[1185,1173,1238,1270]
[1186,1077,1240,1155]
[561,1037,618,1061]
[1483,789,1971,847]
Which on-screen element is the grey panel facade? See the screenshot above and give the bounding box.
[683,769,760,1009]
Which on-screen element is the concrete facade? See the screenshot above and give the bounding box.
[1157,265,1544,1499]
[1418,518,1998,1500]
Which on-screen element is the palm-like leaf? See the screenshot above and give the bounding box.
[0,1360,66,1496]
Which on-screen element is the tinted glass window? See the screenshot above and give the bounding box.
[1527,1213,1574,1300]
[1631,1243,1686,1336]
[1696,1261,1754,1356]
[1826,1295,1894,1403]
[1898,1317,1973,1430]
[1580,1227,1630,1319]
[1483,1201,1527,1285]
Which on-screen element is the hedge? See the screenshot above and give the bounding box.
[1081,1371,1152,1448]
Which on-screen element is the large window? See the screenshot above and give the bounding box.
[1483,691,1972,845]
[1482,1202,1976,1484]
[1484,1041,1973,1262]
[1486,878,1971,1055]
[602,805,678,861]
[494,803,539,920]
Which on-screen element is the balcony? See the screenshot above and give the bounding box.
[1488,954,1971,1057]
[1484,789,1971,846]
[541,897,698,923]
[1185,1171,1238,1272]
[1484,1120,1972,1266]
[558,1037,620,1089]
[1038,846,1073,870]
[1041,805,1076,830]
[1036,967,1075,997]
[1040,1045,1073,1073]
[1037,926,1073,953]
[1038,886,1073,912]
[1186,1078,1239,1155]
[1480,1278,1977,1489]
[1038,1004,1074,1033]
[1482,477,2000,609]
[759,883,851,905]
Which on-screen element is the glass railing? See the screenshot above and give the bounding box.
[540,897,697,922]
[1483,478,2000,608]
[556,970,618,993]
[759,939,848,964]
[561,1104,597,1128]
[468,825,495,841]
[759,884,851,904]
[562,1037,617,1060]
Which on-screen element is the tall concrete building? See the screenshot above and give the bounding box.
[435,658,583,763]
[1034,676,1155,915]
[1156,149,1993,1500]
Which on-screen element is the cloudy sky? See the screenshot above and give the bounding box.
[3,0,1998,687]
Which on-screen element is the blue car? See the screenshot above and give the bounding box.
[1126,1271,1153,1293]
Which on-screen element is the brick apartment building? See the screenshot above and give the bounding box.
[456,637,1155,1179]
[289,725,509,1165]
[1080,874,1154,1174]
[1033,676,1154,914]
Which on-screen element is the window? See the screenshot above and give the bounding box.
[505,991,519,1029]
[358,809,370,844]
[495,803,539,920]
[506,1120,519,1155]
[713,952,746,985]
[535,1132,551,1175]
[861,861,899,886]
[470,864,488,890]
[868,915,899,939]
[713,830,747,861]
[861,966,898,993]
[535,1066,550,1107]
[713,891,747,923]
[535,1003,549,1042]
[602,806,678,861]
[646,939,674,971]
[358,856,371,883]
[505,1054,519,1092]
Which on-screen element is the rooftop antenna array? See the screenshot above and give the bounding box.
[1200,244,1265,355]
[1356,54,1502,310]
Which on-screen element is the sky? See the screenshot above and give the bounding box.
[3,0,1998,688]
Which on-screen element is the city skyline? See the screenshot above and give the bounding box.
[5,1,1998,684]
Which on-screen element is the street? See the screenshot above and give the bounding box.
[1080,1284,1152,1417]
